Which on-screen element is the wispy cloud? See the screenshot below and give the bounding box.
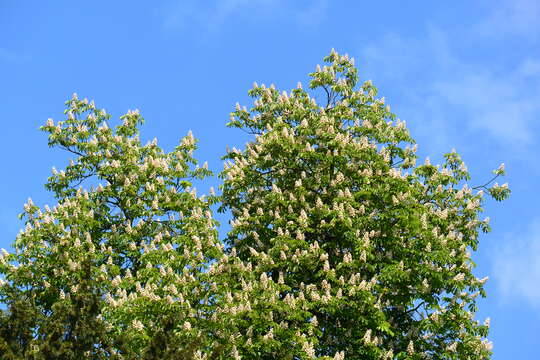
[432,63,540,146]
[0,48,27,64]
[213,0,273,22]
[162,1,199,32]
[162,0,328,34]
[163,0,279,33]
[476,0,540,40]
[296,0,329,29]
[361,29,455,82]
[359,28,540,154]
[359,29,462,153]
[491,219,540,308]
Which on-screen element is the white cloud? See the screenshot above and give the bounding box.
[491,219,540,308]
[476,0,540,40]
[518,58,540,77]
[0,48,27,64]
[296,0,328,29]
[163,0,279,33]
[432,67,540,145]
[359,29,540,152]
[162,1,199,32]
[359,29,463,153]
[360,29,456,81]
[162,0,328,34]
[212,0,277,24]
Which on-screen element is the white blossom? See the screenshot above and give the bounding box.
[132,320,144,331]
[407,340,414,355]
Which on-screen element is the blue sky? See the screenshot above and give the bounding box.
[1,1,539,357]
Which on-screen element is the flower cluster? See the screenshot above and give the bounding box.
[0,50,508,359]
[220,49,506,359]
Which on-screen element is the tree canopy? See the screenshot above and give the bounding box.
[0,50,509,359]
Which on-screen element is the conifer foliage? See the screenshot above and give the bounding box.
[0,50,509,359]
